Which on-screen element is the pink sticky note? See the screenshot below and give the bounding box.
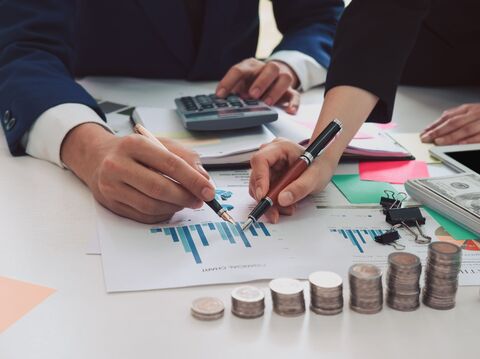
[0,276,55,333]
[359,160,430,184]
[353,131,375,139]
[376,122,397,130]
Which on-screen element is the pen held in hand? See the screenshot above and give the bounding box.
[131,120,236,224]
[242,119,343,231]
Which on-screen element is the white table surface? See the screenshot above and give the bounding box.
[1,78,479,359]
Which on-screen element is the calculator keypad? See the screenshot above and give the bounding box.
[180,94,252,112]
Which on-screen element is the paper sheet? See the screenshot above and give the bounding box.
[0,277,55,333]
[359,160,430,184]
[388,132,441,164]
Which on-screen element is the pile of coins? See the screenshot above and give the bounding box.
[349,263,383,314]
[190,297,225,321]
[423,242,462,310]
[269,278,306,316]
[231,286,265,319]
[309,271,343,315]
[386,252,422,311]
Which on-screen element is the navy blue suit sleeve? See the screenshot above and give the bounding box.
[0,0,105,156]
[271,0,344,69]
[325,0,430,123]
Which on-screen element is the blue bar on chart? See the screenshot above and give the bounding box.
[330,228,387,254]
[150,221,271,264]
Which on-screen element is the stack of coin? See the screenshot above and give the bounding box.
[349,263,383,314]
[231,286,265,319]
[269,278,306,316]
[191,297,225,321]
[309,271,343,315]
[423,242,462,310]
[386,252,422,311]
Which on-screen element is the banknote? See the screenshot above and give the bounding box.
[417,174,480,217]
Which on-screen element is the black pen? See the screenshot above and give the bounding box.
[242,119,342,231]
[131,118,235,224]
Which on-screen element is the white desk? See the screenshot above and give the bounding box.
[1,79,479,359]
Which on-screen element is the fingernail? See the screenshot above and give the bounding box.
[435,137,445,145]
[201,187,215,201]
[420,134,430,143]
[255,187,263,200]
[251,88,260,98]
[278,191,293,206]
[216,88,226,98]
[264,97,273,106]
[192,200,203,209]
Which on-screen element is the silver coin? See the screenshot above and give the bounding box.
[191,297,225,321]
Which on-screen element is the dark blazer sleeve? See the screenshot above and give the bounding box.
[0,0,105,156]
[271,0,344,69]
[325,0,431,123]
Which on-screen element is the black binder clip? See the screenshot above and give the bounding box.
[374,225,405,250]
[385,207,431,244]
[380,191,406,214]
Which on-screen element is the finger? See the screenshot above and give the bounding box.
[129,137,215,201]
[435,120,480,145]
[120,160,204,209]
[111,183,184,216]
[108,200,174,224]
[263,207,280,224]
[278,204,297,216]
[160,138,209,179]
[248,62,280,100]
[459,133,480,144]
[216,59,261,98]
[422,114,475,143]
[262,73,293,106]
[277,162,329,207]
[421,105,469,136]
[249,153,272,200]
[278,89,300,115]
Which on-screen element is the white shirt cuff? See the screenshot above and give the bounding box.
[267,50,327,91]
[24,103,111,168]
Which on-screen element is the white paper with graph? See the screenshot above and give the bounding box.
[96,170,480,292]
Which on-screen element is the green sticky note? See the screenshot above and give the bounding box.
[331,174,397,204]
[424,207,478,240]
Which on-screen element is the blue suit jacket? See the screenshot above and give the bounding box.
[0,0,342,155]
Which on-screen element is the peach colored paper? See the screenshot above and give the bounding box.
[0,276,55,333]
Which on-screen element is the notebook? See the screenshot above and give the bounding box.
[125,104,412,168]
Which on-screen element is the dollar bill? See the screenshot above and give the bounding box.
[416,174,480,217]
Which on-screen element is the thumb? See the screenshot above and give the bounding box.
[277,176,311,207]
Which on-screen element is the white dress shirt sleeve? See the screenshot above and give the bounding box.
[23,103,111,168]
[267,50,327,91]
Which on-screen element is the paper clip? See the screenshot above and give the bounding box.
[380,191,407,214]
[374,224,405,250]
[400,221,432,245]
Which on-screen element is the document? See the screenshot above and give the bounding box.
[95,170,480,292]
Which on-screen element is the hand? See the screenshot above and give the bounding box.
[216,58,300,114]
[248,138,336,223]
[420,103,480,145]
[61,123,215,224]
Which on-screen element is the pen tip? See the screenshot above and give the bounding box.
[221,212,236,225]
[241,218,253,232]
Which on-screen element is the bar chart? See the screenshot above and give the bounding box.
[329,228,388,254]
[150,221,271,264]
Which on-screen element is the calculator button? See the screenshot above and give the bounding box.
[229,102,243,107]
[244,99,259,106]
[215,103,229,108]
[200,104,214,109]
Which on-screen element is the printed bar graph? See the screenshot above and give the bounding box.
[150,221,271,264]
[330,228,387,254]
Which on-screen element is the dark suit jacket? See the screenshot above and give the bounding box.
[0,0,342,156]
[325,0,480,123]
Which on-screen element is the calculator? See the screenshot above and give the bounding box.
[174,94,278,131]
